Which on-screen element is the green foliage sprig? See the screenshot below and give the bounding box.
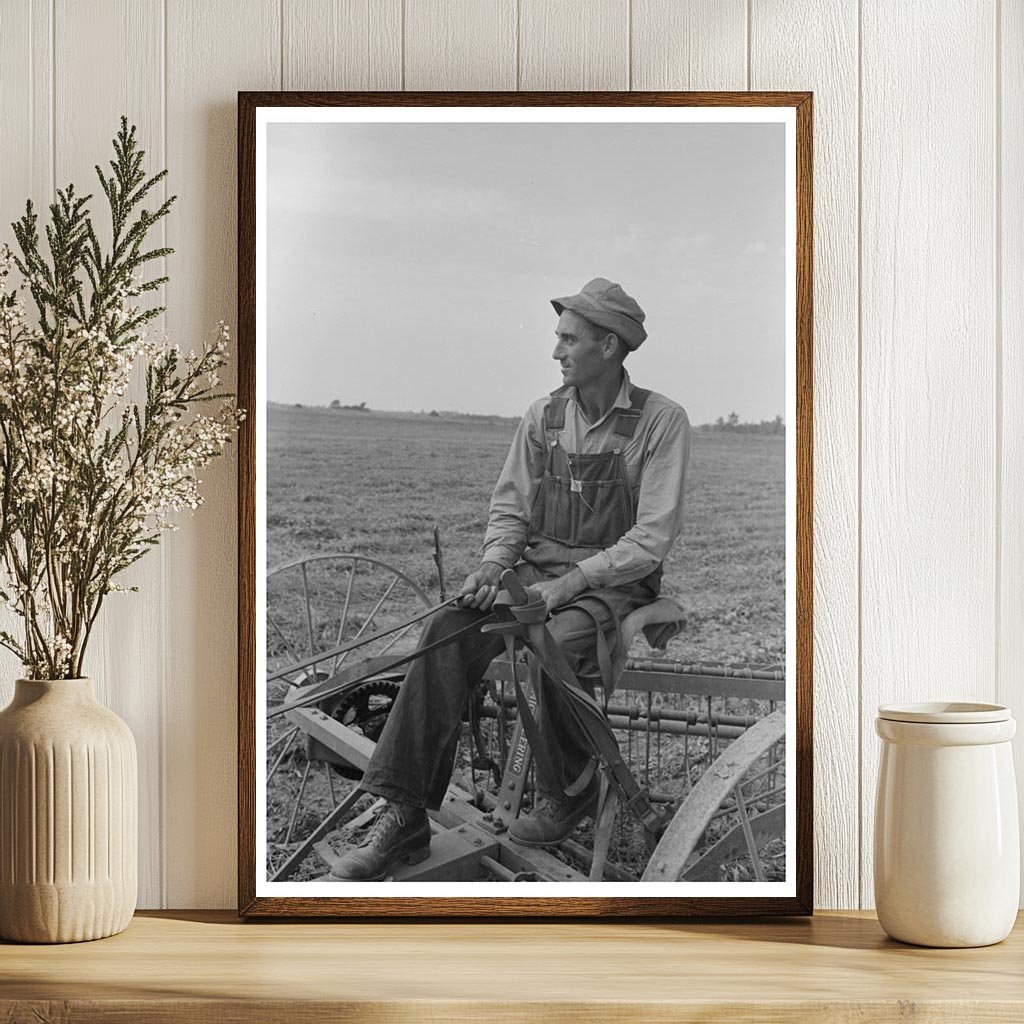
[0,117,242,679]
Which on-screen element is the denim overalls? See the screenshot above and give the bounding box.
[526,383,662,595]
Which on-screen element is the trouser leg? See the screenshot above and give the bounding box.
[360,605,504,810]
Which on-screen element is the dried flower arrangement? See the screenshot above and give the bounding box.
[0,118,242,679]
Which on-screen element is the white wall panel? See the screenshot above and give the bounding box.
[859,0,997,907]
[519,0,628,90]
[0,0,1018,911]
[52,0,167,909]
[631,0,746,91]
[284,0,401,90]
[751,0,860,910]
[0,0,51,233]
[405,0,516,90]
[1000,0,1024,899]
[0,0,53,696]
[164,0,280,908]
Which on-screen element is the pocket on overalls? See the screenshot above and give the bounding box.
[529,473,573,541]
[571,478,632,546]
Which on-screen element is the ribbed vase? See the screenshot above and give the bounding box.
[0,678,137,943]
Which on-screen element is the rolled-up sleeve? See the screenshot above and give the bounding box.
[576,406,690,588]
[481,404,546,568]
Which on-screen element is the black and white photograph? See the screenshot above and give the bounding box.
[242,96,810,914]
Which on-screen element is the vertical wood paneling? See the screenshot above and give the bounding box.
[1000,0,1024,900]
[52,0,165,910]
[519,0,628,90]
[631,0,746,90]
[283,0,401,90]
[1,0,1018,912]
[404,0,516,90]
[164,0,279,908]
[0,0,52,232]
[0,0,53,700]
[860,0,997,908]
[751,0,860,910]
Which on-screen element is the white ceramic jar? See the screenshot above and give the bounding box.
[874,702,1019,947]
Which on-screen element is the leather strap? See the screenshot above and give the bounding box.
[558,594,624,711]
[500,570,664,836]
[543,387,571,431]
[612,385,651,439]
[543,383,651,439]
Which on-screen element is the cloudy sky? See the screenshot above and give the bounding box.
[266,119,785,425]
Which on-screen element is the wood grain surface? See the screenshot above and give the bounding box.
[51,0,167,913]
[1,910,1023,1023]
[163,0,280,909]
[858,0,998,909]
[519,0,629,90]
[0,5,53,691]
[631,0,746,91]
[283,0,402,91]
[405,0,517,90]
[750,0,860,911]
[1000,0,1024,891]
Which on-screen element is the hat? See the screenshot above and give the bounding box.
[551,277,647,350]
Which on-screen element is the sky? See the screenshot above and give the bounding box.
[266,119,786,425]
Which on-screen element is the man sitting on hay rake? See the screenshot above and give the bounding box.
[332,277,691,880]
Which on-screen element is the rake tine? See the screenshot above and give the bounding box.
[284,756,312,845]
[267,727,299,783]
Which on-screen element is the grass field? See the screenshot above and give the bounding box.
[264,402,787,880]
[267,402,785,669]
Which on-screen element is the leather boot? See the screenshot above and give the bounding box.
[328,802,431,881]
[507,778,601,848]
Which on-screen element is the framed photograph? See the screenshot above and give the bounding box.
[238,91,812,917]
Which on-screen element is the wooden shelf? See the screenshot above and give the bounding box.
[2,909,1022,1022]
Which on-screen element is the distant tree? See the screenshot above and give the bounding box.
[704,412,785,435]
[329,399,341,409]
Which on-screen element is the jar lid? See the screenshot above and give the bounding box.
[877,701,1011,724]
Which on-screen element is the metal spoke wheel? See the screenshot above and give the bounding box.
[642,708,786,882]
[265,553,433,878]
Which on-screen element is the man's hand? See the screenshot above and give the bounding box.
[527,567,588,615]
[457,561,505,610]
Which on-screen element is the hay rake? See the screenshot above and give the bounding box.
[265,551,786,883]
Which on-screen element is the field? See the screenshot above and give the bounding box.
[267,403,786,669]
[265,402,786,881]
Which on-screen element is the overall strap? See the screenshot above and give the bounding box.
[542,386,571,432]
[613,386,651,439]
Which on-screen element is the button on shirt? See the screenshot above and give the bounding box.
[482,372,691,589]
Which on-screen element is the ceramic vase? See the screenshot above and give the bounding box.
[0,678,137,943]
[874,701,1019,947]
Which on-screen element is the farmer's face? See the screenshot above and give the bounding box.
[552,311,613,389]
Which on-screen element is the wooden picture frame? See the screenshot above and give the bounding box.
[238,91,813,917]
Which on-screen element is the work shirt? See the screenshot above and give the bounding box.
[482,371,690,589]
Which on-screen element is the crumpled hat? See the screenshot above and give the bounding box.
[551,277,647,350]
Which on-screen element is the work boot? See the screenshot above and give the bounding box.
[507,778,601,848]
[328,801,431,881]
